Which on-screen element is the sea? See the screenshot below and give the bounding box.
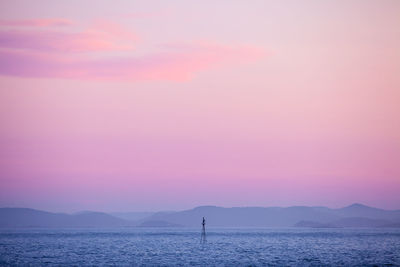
[0,228,399,266]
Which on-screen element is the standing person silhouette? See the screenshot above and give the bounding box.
[201,217,206,243]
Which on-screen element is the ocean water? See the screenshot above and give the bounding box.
[0,228,399,266]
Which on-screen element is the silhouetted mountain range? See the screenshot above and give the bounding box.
[1,204,400,228]
[0,208,133,228]
[139,203,400,228]
[110,212,155,221]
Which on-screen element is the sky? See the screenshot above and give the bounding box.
[0,0,399,212]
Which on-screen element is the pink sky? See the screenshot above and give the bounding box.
[0,0,399,212]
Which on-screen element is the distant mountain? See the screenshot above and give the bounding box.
[110,212,155,221]
[334,203,400,221]
[295,217,394,228]
[332,217,393,228]
[383,222,400,228]
[2,204,400,228]
[294,221,337,228]
[0,208,134,228]
[140,205,340,227]
[139,204,400,228]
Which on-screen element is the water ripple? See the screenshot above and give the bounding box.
[1,228,400,266]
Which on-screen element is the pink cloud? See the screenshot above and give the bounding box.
[0,43,263,81]
[90,19,137,44]
[0,17,263,81]
[0,18,73,27]
[0,29,136,53]
[0,30,131,53]
[0,17,137,53]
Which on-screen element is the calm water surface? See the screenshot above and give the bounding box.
[0,228,399,266]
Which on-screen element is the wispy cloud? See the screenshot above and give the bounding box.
[0,29,136,53]
[0,18,263,81]
[0,18,73,27]
[0,18,137,53]
[0,43,263,81]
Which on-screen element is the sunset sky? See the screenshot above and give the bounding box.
[0,0,399,212]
